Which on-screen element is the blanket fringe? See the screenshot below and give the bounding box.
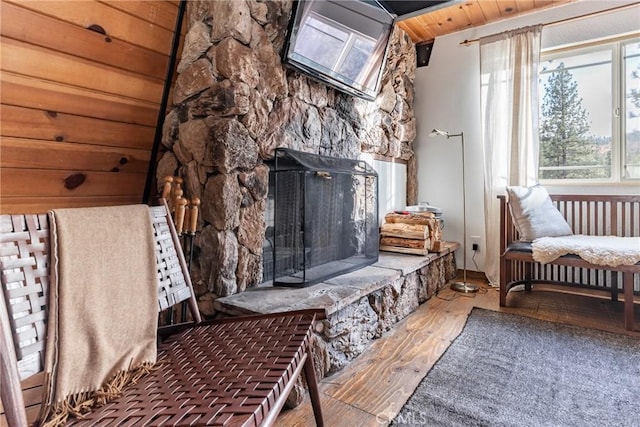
[40,362,155,427]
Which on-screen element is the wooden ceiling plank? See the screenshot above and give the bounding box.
[4,0,174,55]
[533,0,555,7]
[460,1,489,26]
[495,1,519,18]
[515,0,536,13]
[1,2,168,81]
[429,9,470,34]
[397,0,575,43]
[396,22,423,43]
[0,137,150,174]
[0,72,158,127]
[410,22,437,41]
[1,37,164,104]
[477,0,503,22]
[0,196,143,214]
[99,0,179,32]
[415,14,443,40]
[1,105,155,150]
[0,168,147,198]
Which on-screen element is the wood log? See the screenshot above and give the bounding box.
[430,240,445,252]
[383,214,443,240]
[380,236,429,250]
[404,218,442,242]
[379,245,429,256]
[425,219,443,241]
[380,223,429,239]
[384,212,435,225]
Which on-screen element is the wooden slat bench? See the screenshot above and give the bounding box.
[0,203,325,426]
[499,194,640,331]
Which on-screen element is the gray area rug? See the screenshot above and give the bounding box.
[391,308,640,427]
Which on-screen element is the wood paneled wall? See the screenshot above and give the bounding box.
[0,0,181,213]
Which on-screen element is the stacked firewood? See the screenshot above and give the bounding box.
[379,211,443,255]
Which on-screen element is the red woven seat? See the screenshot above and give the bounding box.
[73,313,319,426]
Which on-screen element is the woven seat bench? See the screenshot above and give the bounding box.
[0,203,324,426]
[499,194,640,331]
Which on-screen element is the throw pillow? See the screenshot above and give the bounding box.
[506,185,573,241]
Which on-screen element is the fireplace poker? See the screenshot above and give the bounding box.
[161,176,174,204]
[174,198,188,236]
[186,197,200,271]
[179,198,200,323]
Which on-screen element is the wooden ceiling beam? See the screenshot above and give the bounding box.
[398,0,575,44]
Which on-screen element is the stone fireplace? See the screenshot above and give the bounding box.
[156,0,419,305]
[155,1,460,395]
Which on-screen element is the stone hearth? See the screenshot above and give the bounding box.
[216,246,458,377]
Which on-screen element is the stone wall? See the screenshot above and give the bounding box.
[317,254,455,374]
[157,0,417,300]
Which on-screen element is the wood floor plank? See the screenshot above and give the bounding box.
[323,290,482,418]
[275,390,382,427]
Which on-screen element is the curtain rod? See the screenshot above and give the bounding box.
[459,1,639,46]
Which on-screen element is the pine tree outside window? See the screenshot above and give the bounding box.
[539,37,640,182]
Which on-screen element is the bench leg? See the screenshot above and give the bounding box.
[611,273,619,302]
[499,286,508,307]
[623,273,634,331]
[500,258,509,307]
[524,262,532,292]
[303,349,324,427]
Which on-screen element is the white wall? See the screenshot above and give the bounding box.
[361,154,407,226]
[413,0,640,274]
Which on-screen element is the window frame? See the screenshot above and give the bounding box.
[295,11,377,86]
[538,36,640,185]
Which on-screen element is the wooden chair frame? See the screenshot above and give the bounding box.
[0,202,324,426]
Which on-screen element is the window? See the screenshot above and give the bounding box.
[294,12,377,85]
[539,38,640,182]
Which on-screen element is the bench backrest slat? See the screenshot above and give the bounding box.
[500,194,640,247]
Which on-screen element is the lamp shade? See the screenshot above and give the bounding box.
[429,129,449,137]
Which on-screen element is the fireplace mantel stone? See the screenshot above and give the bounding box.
[215,245,459,381]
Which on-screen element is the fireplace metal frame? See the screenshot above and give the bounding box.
[266,148,379,287]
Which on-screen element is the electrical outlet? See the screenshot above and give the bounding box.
[470,236,481,251]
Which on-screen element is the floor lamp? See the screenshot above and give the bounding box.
[429,129,478,293]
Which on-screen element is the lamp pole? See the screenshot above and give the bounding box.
[429,129,478,293]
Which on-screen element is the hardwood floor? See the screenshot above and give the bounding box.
[275,277,640,427]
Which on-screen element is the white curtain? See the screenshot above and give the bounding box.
[480,25,543,286]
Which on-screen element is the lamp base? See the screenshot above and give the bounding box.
[450,281,479,293]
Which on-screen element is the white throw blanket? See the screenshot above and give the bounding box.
[532,235,640,267]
